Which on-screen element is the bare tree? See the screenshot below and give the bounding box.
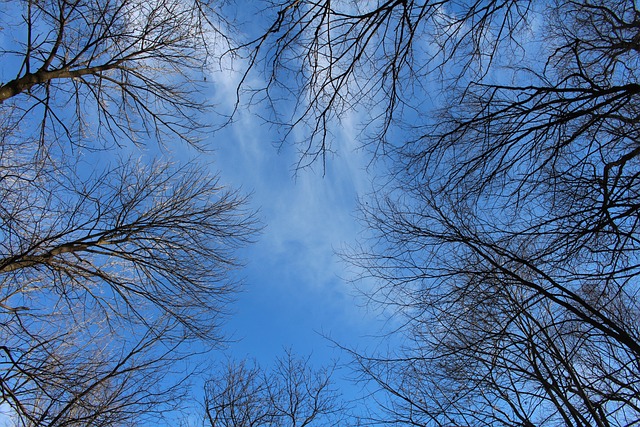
[0,0,233,150]
[203,351,351,427]
[204,359,271,427]
[1,1,259,425]
[251,0,640,425]
[3,320,191,427]
[239,0,532,166]
[0,155,258,426]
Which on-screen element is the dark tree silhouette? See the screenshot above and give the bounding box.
[239,0,532,165]
[0,0,233,149]
[252,1,640,425]
[0,1,258,425]
[203,351,350,427]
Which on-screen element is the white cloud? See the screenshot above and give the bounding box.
[198,7,388,361]
[0,403,15,427]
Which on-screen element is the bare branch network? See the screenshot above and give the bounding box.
[1,1,259,425]
[2,0,640,425]
[242,0,640,425]
[0,0,234,149]
[203,351,352,427]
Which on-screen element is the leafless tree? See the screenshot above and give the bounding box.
[0,155,258,426]
[251,0,640,425]
[239,0,532,166]
[0,0,233,150]
[203,359,271,427]
[3,319,191,427]
[203,351,351,427]
[1,1,259,425]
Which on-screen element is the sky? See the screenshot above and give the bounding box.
[167,2,397,385]
[202,68,386,380]
[0,1,394,422]
[120,20,386,418]
[5,1,640,425]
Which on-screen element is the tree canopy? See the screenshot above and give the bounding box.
[2,0,640,426]
[245,0,640,425]
[0,1,258,425]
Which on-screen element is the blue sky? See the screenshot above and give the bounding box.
[5,1,639,425]
[168,5,419,413]
[203,67,385,377]
[0,1,395,421]
[182,9,392,375]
